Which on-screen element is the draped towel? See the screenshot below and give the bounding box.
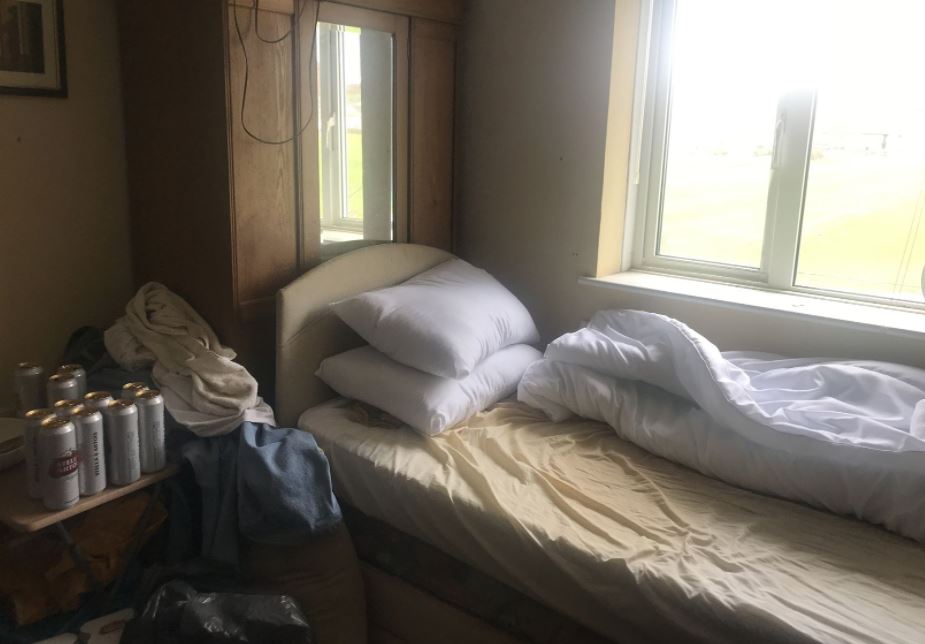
[105,282,275,436]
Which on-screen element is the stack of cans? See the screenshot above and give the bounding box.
[14,363,167,511]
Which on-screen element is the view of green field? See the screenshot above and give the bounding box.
[346,129,364,220]
[657,0,925,305]
[660,150,925,302]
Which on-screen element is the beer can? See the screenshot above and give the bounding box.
[54,399,83,419]
[55,364,87,399]
[14,362,45,415]
[73,407,106,496]
[39,416,80,510]
[47,373,79,406]
[84,392,114,478]
[103,399,140,486]
[24,408,54,500]
[136,389,166,473]
[83,391,114,411]
[121,382,148,400]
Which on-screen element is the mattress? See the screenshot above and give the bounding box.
[299,398,925,644]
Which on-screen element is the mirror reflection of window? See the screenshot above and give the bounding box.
[316,21,393,246]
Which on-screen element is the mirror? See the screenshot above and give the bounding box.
[315,21,394,246]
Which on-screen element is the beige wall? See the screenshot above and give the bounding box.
[0,1,132,412]
[455,0,925,368]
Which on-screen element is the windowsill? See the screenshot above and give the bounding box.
[580,271,925,340]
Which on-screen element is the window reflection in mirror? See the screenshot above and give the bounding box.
[316,21,393,246]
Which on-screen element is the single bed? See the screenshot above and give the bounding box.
[276,243,925,644]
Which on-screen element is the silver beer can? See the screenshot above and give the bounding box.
[136,389,166,473]
[103,399,141,486]
[47,373,79,406]
[121,382,148,400]
[85,391,116,476]
[73,407,107,496]
[83,391,114,411]
[24,408,54,499]
[39,416,80,510]
[55,364,87,398]
[54,399,83,419]
[14,362,45,415]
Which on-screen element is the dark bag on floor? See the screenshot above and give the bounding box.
[121,580,313,643]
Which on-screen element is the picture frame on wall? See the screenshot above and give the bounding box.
[0,0,66,97]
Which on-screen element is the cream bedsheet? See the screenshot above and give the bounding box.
[299,399,925,644]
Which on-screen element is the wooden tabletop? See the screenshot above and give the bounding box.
[0,462,178,533]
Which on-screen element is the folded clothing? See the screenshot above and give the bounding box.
[332,259,539,379]
[317,344,542,436]
[519,309,925,541]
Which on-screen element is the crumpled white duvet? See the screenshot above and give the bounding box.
[518,309,925,541]
[105,282,275,436]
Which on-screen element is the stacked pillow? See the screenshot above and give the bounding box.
[316,259,543,436]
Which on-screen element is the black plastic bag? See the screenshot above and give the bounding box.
[121,580,313,643]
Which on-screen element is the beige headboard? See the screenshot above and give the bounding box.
[275,243,454,427]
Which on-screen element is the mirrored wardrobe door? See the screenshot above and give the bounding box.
[298,1,409,268]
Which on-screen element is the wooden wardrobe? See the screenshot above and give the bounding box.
[116,0,461,401]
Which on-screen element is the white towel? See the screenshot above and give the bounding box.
[104,283,275,436]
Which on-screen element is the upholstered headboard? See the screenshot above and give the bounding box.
[275,243,454,427]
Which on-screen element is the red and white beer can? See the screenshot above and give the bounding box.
[24,408,54,499]
[39,416,80,510]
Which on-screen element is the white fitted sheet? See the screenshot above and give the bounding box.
[299,398,925,644]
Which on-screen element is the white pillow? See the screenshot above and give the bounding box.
[331,259,540,379]
[316,344,543,436]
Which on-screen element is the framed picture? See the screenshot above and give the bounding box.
[0,0,66,97]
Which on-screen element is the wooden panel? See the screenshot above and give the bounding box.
[409,18,456,250]
[297,0,321,267]
[232,0,464,24]
[230,0,296,14]
[0,464,177,533]
[117,0,236,340]
[333,0,464,24]
[227,1,300,305]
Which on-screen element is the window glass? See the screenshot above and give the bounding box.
[657,1,793,268]
[316,22,393,245]
[796,2,925,302]
[643,0,925,308]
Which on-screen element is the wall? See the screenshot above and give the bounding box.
[455,0,925,368]
[0,1,133,412]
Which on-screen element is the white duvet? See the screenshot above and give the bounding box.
[518,309,925,541]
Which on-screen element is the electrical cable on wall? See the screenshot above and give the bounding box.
[232,0,321,146]
[254,0,309,43]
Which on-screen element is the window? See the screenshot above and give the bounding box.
[633,0,925,308]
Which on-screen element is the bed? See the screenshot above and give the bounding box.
[276,243,925,644]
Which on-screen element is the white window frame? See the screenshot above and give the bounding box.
[318,23,364,234]
[628,0,925,312]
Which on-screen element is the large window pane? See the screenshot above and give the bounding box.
[796,2,925,304]
[317,21,393,245]
[657,1,797,268]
